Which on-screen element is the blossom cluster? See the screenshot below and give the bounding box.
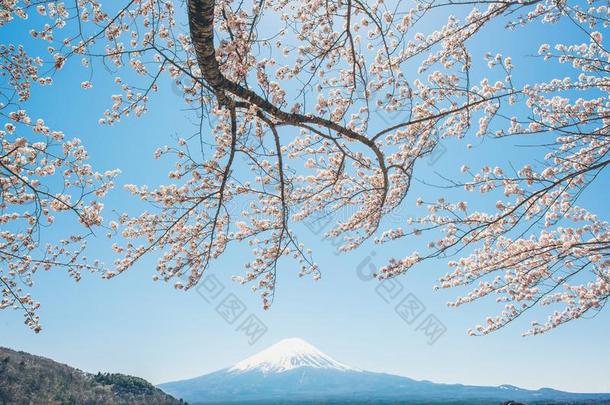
[2,0,608,334]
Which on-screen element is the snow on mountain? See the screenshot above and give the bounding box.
[228,337,358,374]
[158,338,610,404]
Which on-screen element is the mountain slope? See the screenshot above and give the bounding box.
[159,338,610,405]
[0,347,184,405]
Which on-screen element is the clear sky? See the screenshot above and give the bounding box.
[1,0,609,394]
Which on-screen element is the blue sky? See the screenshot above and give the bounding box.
[1,0,609,394]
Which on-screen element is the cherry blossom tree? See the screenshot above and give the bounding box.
[1,0,608,334]
[0,30,118,330]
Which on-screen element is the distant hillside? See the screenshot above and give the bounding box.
[0,347,184,405]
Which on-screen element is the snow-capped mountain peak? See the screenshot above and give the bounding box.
[228,338,358,374]
[159,339,610,404]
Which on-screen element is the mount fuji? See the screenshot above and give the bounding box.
[158,338,610,404]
